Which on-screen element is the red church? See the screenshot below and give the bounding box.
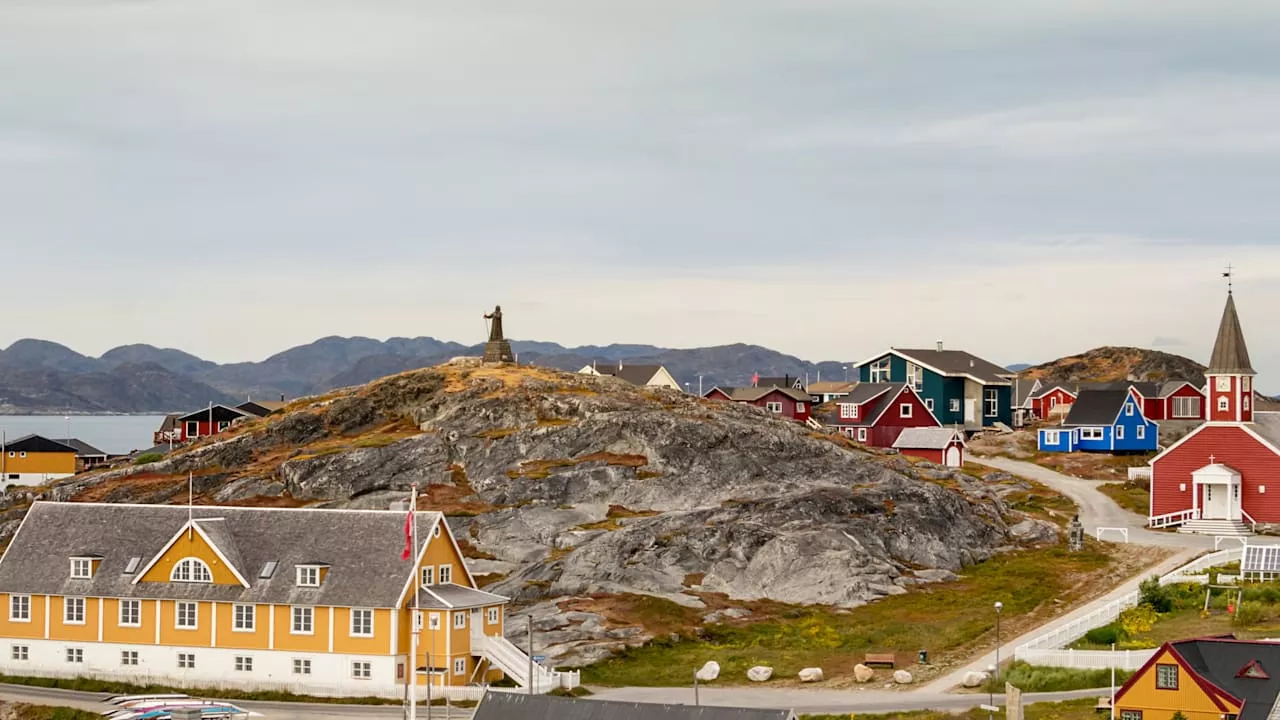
[1149,289,1280,535]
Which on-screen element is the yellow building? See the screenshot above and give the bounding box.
[1,435,77,486]
[1114,637,1280,720]
[0,501,575,699]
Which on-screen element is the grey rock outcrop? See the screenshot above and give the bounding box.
[747,666,773,682]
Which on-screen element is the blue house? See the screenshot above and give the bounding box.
[1037,389,1159,453]
[853,344,1015,430]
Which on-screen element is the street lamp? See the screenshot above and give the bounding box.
[994,601,1004,683]
[844,365,850,382]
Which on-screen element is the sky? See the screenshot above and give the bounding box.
[4,1,1280,377]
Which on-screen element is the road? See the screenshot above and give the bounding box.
[591,685,1111,714]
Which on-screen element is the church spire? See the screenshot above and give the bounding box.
[1207,291,1254,375]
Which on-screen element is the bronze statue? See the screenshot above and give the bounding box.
[484,305,504,342]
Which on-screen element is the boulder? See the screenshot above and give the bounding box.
[854,663,875,683]
[798,667,824,683]
[1009,518,1060,544]
[893,669,913,684]
[695,661,720,682]
[962,671,989,688]
[747,666,773,682]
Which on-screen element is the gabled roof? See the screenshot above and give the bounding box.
[1151,416,1280,467]
[720,386,811,403]
[51,438,107,458]
[1061,390,1133,427]
[417,583,510,610]
[1,434,78,454]
[1031,383,1079,400]
[893,427,965,450]
[176,405,252,423]
[817,383,919,428]
[807,381,854,394]
[837,383,898,406]
[236,400,287,418]
[856,348,1014,386]
[1209,292,1255,375]
[588,363,666,386]
[1158,381,1202,398]
[472,692,796,720]
[1014,378,1043,408]
[755,375,803,390]
[0,502,450,609]
[1172,638,1280,720]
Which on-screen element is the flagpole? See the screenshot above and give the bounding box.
[408,483,419,720]
[187,472,193,539]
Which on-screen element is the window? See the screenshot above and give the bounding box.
[453,611,467,629]
[233,604,255,632]
[1120,712,1143,720]
[1219,397,1230,411]
[796,401,806,413]
[1244,377,1252,392]
[1136,426,1146,440]
[70,558,93,579]
[66,648,83,663]
[217,421,230,432]
[121,650,138,666]
[899,403,913,418]
[421,566,434,586]
[924,398,934,412]
[984,389,999,417]
[9,595,30,622]
[439,565,452,585]
[1043,430,1059,445]
[1116,425,1124,440]
[11,645,28,661]
[764,401,783,413]
[296,566,320,587]
[1125,403,1134,416]
[1245,396,1251,411]
[1172,396,1201,418]
[235,656,253,672]
[292,606,313,634]
[352,661,372,679]
[1080,428,1104,440]
[428,612,440,630]
[488,608,499,624]
[293,658,312,675]
[906,363,923,392]
[949,398,960,413]
[119,600,141,627]
[123,557,141,574]
[433,524,441,538]
[171,558,213,583]
[351,609,373,637]
[178,652,196,669]
[176,601,198,630]
[64,597,85,625]
[857,428,868,442]
[454,658,467,675]
[186,421,199,437]
[1155,663,1179,690]
[870,358,892,383]
[839,404,858,419]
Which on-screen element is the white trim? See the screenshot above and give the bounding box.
[170,557,214,584]
[175,601,198,630]
[97,598,104,641]
[118,599,142,628]
[852,348,1014,387]
[1152,421,1280,468]
[268,603,275,650]
[211,601,217,647]
[295,565,321,587]
[154,600,160,644]
[420,586,453,609]
[63,597,86,625]
[232,603,255,633]
[327,607,334,653]
[350,608,375,638]
[9,594,31,623]
[290,606,314,635]
[131,521,250,588]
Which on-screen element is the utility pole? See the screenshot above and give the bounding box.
[528,615,535,695]
[1110,643,1116,720]
[694,671,699,706]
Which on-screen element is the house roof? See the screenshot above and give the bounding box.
[838,383,899,406]
[1032,383,1079,399]
[755,375,802,389]
[472,692,796,720]
[1256,394,1280,413]
[1,434,78,454]
[816,383,910,428]
[1171,638,1280,720]
[1013,378,1043,408]
[590,364,664,386]
[807,381,854,394]
[0,502,452,609]
[50,438,107,458]
[417,583,510,610]
[1209,292,1255,375]
[176,405,252,423]
[1250,413,1280,449]
[156,414,180,432]
[867,348,1014,385]
[1159,381,1201,398]
[893,427,964,450]
[1061,390,1131,427]
[722,386,811,403]
[237,400,287,417]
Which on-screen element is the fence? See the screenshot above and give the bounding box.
[1128,467,1152,482]
[1016,648,1156,671]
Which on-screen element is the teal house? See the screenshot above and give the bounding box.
[853,343,1016,429]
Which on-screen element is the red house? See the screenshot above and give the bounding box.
[704,386,812,424]
[1031,384,1078,419]
[175,404,253,442]
[1149,289,1280,534]
[815,382,942,446]
[892,427,967,467]
[1130,381,1206,421]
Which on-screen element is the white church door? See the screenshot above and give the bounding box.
[1203,484,1230,520]
[945,446,961,468]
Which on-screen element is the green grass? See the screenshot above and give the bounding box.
[132,453,163,466]
[985,662,1132,693]
[8,706,103,720]
[1097,483,1150,516]
[802,698,1102,720]
[1070,581,1280,651]
[579,545,1118,686]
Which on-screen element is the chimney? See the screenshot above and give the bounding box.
[936,341,944,352]
[970,359,975,368]
[618,359,623,372]
[280,394,285,402]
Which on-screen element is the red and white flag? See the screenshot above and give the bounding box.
[400,503,414,560]
[751,372,759,387]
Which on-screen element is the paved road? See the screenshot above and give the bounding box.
[590,685,1110,714]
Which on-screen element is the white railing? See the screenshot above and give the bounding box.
[1149,508,1200,528]
[1017,648,1157,671]
[1128,467,1152,482]
[475,635,579,691]
[1243,509,1259,532]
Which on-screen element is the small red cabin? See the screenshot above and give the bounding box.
[704,386,812,424]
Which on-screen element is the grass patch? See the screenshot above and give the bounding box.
[7,705,103,720]
[576,505,660,532]
[985,661,1132,692]
[1070,580,1280,650]
[579,543,1154,686]
[1098,483,1150,516]
[508,453,650,480]
[802,698,1101,720]
[132,453,163,466]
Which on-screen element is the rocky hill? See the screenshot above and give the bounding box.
[5,363,1057,666]
[1021,346,1205,386]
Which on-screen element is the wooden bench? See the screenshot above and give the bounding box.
[864,653,896,668]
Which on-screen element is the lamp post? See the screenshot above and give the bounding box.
[844,365,850,382]
[994,600,1003,684]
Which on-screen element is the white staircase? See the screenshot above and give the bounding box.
[473,634,579,692]
[1179,518,1252,536]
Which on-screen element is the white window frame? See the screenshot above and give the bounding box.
[1137,426,1146,440]
[421,566,434,586]
[293,658,312,675]
[352,661,372,679]
[487,608,499,624]
[350,608,374,637]
[119,599,141,628]
[177,652,196,669]
[1116,425,1124,440]
[949,398,960,413]
[428,612,440,630]
[454,658,467,675]
[70,558,93,579]
[64,597,85,625]
[186,421,199,437]
[175,601,198,630]
[171,558,213,584]
[9,594,30,623]
[11,644,28,661]
[1244,377,1252,392]
[764,401,783,414]
[1219,396,1230,411]
[217,421,231,432]
[121,650,139,666]
[291,606,314,635]
[453,611,467,629]
[1044,430,1059,445]
[839,404,858,420]
[869,358,892,383]
[857,428,868,442]
[235,656,253,672]
[984,389,999,418]
[438,565,452,585]
[1172,396,1201,418]
[796,401,806,413]
[1125,403,1134,416]
[233,604,255,632]
[906,362,923,392]
[296,566,320,587]
[66,647,83,663]
[1080,427,1104,441]
[899,403,912,418]
[924,398,934,412]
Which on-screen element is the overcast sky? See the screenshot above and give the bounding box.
[4,1,1280,378]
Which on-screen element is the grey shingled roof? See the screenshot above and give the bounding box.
[51,438,108,458]
[1251,413,1280,449]
[816,383,907,428]
[418,584,509,609]
[592,364,664,386]
[724,386,811,403]
[1208,292,1255,375]
[1013,378,1042,408]
[473,692,795,720]
[0,502,447,608]
[1169,638,1280,720]
[893,427,963,450]
[892,348,1013,385]
[837,383,898,406]
[1061,390,1129,427]
[806,381,853,394]
[1158,381,1199,398]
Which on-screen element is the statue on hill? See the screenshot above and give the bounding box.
[482,305,515,364]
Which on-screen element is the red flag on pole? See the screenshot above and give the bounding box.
[751,372,759,387]
[400,504,414,560]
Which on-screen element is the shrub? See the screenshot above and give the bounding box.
[1139,576,1174,612]
[1118,605,1157,637]
[986,661,1133,693]
[1084,623,1123,646]
[133,453,163,466]
[1234,601,1269,627]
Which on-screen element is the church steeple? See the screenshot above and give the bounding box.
[1206,279,1255,423]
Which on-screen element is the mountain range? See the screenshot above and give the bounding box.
[0,337,863,413]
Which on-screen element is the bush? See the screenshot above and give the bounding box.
[1118,605,1158,637]
[1084,623,1123,646]
[133,453,163,466]
[1139,576,1174,613]
[1234,601,1269,627]
[986,661,1133,693]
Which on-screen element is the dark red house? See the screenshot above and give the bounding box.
[704,386,812,423]
[892,427,966,467]
[814,382,941,446]
[1130,381,1206,421]
[175,404,253,442]
[1031,384,1078,419]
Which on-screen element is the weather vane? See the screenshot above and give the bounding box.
[1223,263,1233,294]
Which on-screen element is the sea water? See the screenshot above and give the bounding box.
[0,415,166,455]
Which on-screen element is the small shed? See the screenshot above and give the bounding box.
[892,427,966,467]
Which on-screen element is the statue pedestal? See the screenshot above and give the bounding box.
[483,339,514,364]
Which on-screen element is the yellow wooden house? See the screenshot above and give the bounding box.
[0,501,575,699]
[1,435,78,486]
[1114,637,1280,720]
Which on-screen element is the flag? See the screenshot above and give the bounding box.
[751,372,759,387]
[400,505,414,560]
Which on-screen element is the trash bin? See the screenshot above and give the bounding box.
[918,649,928,664]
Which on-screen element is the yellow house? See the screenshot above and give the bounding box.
[1,435,77,486]
[0,501,575,699]
[1114,637,1280,720]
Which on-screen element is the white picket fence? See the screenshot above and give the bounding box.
[1013,548,1242,667]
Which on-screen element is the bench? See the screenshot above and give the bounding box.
[864,653,896,668]
[1095,697,1112,713]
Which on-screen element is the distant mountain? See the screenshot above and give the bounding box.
[0,339,100,374]
[1006,363,1033,372]
[99,344,217,376]
[0,362,235,414]
[1022,346,1205,386]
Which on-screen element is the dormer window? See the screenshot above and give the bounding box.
[1238,660,1269,679]
[70,558,94,580]
[839,404,858,420]
[171,558,213,583]
[296,566,321,587]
